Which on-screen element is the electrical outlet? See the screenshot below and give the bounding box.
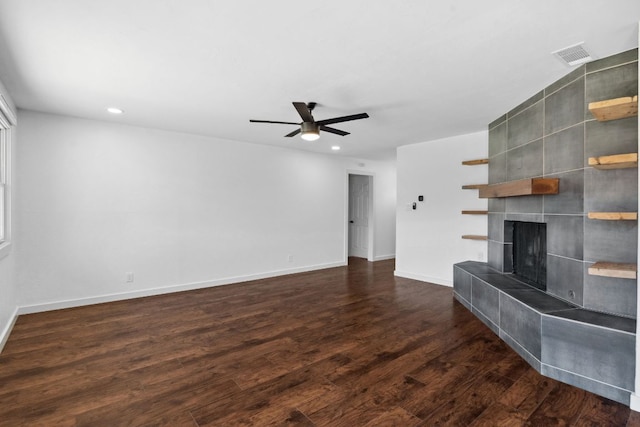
[287,255,294,263]
[126,272,134,283]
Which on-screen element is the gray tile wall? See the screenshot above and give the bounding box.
[487,48,638,318]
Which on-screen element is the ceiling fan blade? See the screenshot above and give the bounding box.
[285,128,301,137]
[320,125,349,136]
[250,119,299,125]
[316,112,369,126]
[292,102,314,123]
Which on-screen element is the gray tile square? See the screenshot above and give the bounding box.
[584,219,637,263]
[544,214,583,260]
[506,195,543,214]
[544,124,584,175]
[453,267,472,304]
[487,240,504,272]
[541,316,635,391]
[545,77,585,135]
[489,152,507,184]
[488,198,506,213]
[507,102,543,150]
[499,293,542,359]
[584,167,638,213]
[546,254,583,305]
[489,121,507,157]
[507,139,543,181]
[543,170,584,214]
[585,117,638,164]
[471,277,500,326]
[488,213,505,242]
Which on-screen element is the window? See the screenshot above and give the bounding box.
[0,93,16,259]
[0,128,7,244]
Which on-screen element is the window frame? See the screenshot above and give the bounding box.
[0,93,16,260]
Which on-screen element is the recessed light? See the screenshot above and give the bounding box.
[106,107,123,114]
[331,146,341,151]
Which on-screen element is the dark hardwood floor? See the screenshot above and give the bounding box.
[1,258,638,426]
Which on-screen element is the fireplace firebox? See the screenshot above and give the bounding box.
[512,221,546,291]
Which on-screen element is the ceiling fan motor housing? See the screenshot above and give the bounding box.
[301,122,318,133]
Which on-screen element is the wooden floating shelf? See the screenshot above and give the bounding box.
[462,184,487,190]
[588,153,638,170]
[587,212,638,221]
[462,158,489,166]
[461,210,489,215]
[588,262,637,279]
[478,178,559,199]
[462,235,488,241]
[588,95,638,122]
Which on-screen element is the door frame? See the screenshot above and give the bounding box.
[345,171,375,262]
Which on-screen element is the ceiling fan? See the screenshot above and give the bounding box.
[250,102,369,141]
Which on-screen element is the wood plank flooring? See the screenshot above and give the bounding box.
[1,258,638,426]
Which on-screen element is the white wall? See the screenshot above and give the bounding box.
[0,77,17,350]
[371,160,397,260]
[395,131,488,286]
[15,111,396,312]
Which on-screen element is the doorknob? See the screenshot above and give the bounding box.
[349,220,354,223]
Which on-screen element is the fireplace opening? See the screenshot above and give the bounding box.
[512,221,547,291]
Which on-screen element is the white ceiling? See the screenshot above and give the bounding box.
[0,1,638,160]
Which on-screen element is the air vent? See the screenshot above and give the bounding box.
[552,42,593,66]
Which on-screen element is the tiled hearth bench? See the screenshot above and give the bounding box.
[453,261,636,405]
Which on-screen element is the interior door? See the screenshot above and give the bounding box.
[349,175,369,258]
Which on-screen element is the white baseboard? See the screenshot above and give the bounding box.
[630,393,640,411]
[394,270,452,287]
[17,261,347,315]
[0,306,19,353]
[374,254,396,261]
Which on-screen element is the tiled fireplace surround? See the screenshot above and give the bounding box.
[454,49,638,404]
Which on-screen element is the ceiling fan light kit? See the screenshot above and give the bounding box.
[250,102,369,142]
[300,122,320,141]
